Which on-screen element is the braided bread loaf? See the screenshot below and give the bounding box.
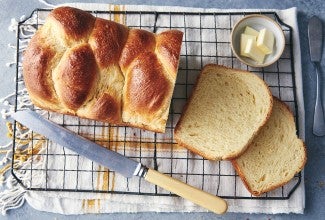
[23,7,183,133]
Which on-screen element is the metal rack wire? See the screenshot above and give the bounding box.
[12,8,301,200]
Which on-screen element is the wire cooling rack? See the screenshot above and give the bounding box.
[12,8,301,200]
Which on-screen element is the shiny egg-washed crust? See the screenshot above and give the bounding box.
[23,7,183,133]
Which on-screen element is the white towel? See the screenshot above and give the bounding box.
[1,3,305,215]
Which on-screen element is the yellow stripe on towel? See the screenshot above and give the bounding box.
[108,4,126,24]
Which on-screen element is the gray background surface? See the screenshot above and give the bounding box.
[0,0,324,219]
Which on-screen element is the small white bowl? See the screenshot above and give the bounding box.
[230,14,285,68]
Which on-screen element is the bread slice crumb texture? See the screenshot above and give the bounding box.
[175,64,273,160]
[232,98,306,196]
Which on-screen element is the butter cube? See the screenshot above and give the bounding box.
[244,26,259,37]
[240,34,257,57]
[244,38,265,64]
[257,28,274,54]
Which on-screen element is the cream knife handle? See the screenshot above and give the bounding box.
[144,168,228,214]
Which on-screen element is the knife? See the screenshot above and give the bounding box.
[12,110,227,214]
[308,16,325,136]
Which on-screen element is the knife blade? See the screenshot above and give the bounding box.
[12,110,142,178]
[308,16,325,136]
[12,110,227,214]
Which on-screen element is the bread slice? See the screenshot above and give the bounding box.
[231,97,306,196]
[174,64,273,160]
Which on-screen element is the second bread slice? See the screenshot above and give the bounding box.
[174,64,273,160]
[231,98,306,196]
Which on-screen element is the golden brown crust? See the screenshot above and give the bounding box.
[49,7,95,41]
[156,30,184,79]
[22,33,57,104]
[90,93,121,123]
[89,18,129,68]
[23,6,183,133]
[125,51,171,113]
[119,29,156,73]
[54,43,98,110]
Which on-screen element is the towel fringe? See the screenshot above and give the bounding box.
[0,181,25,215]
[0,133,46,215]
[0,135,26,216]
[0,95,46,216]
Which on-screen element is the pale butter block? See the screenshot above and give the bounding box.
[240,34,257,57]
[244,26,259,37]
[257,28,274,55]
[244,38,265,64]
